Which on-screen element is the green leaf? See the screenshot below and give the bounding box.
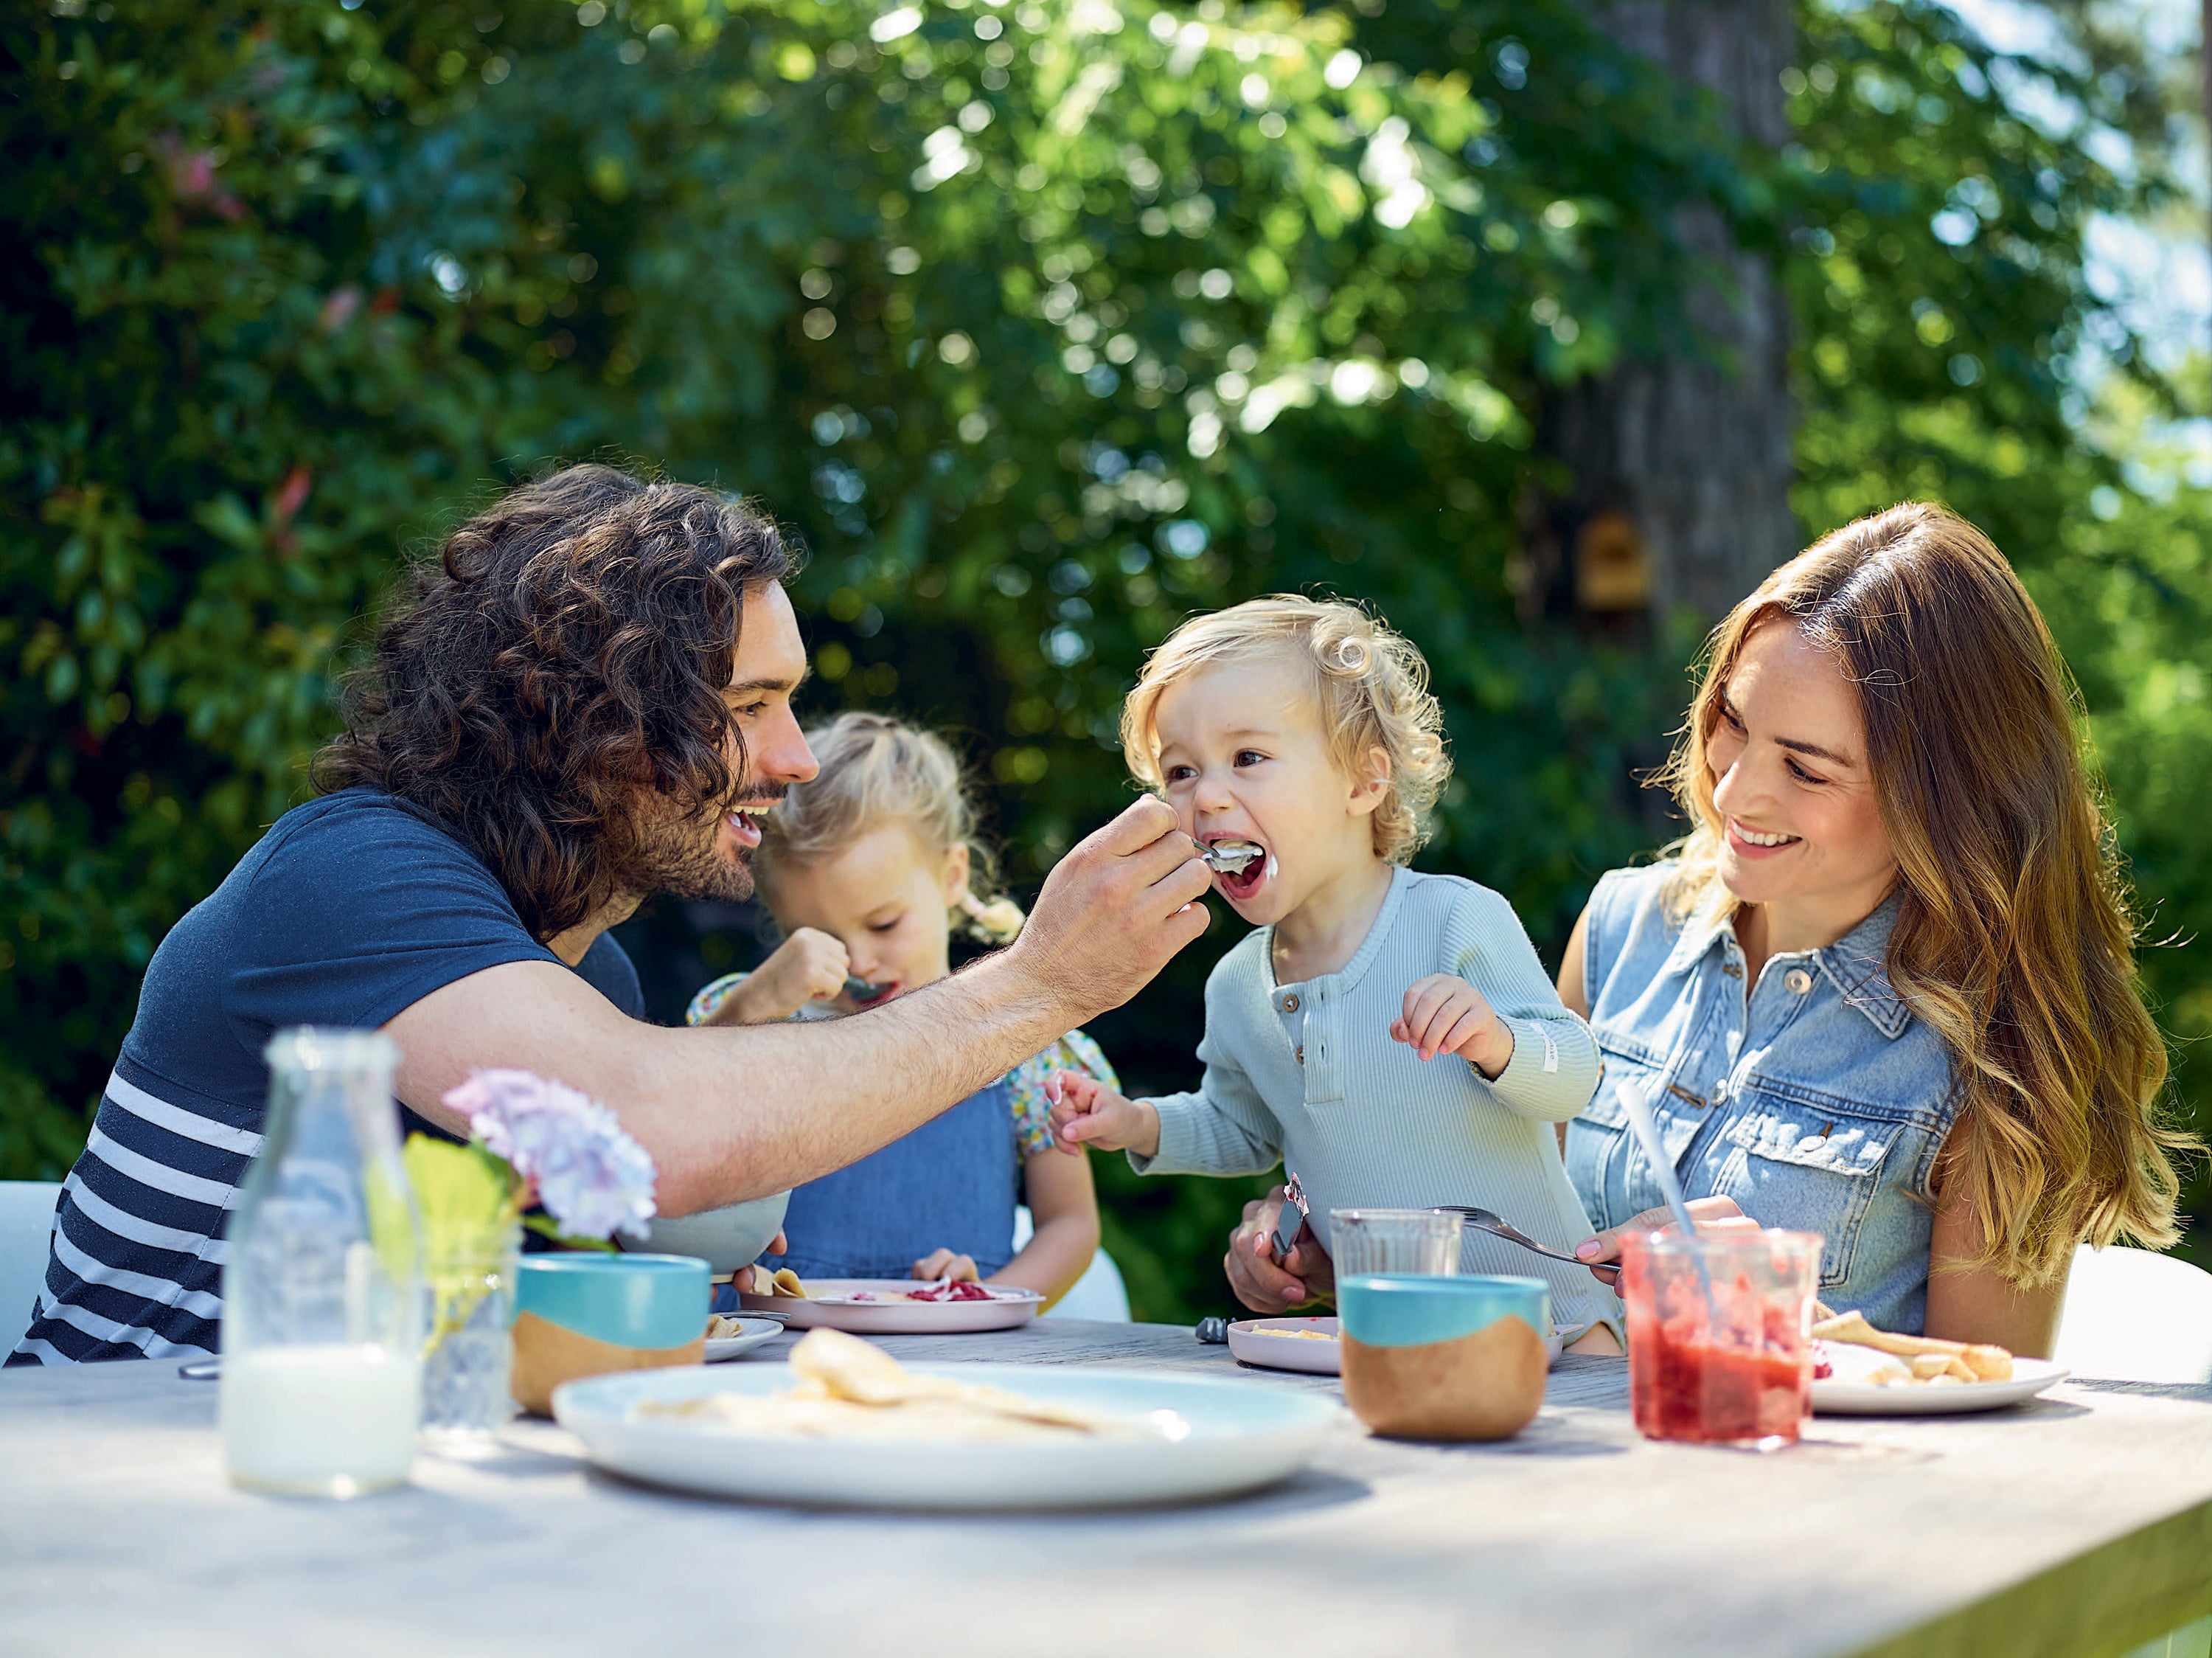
[403,1134,521,1253]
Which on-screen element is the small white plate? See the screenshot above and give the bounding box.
[1226,1317,1569,1376]
[1228,1317,1343,1375]
[740,1279,1043,1334]
[553,1362,1344,1510]
[703,1317,785,1362]
[1812,1354,2070,1415]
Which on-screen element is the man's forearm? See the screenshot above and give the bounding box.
[389,951,1074,1215]
[389,793,1217,1214]
[655,948,1072,1210]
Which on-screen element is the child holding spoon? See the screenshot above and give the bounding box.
[1048,597,1622,1349]
[688,712,1110,1303]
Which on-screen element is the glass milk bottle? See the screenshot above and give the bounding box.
[220,1027,425,1496]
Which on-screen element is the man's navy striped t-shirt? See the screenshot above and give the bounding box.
[7,788,642,1365]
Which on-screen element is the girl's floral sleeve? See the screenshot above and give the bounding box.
[1006,1029,1120,1156]
[685,971,749,1028]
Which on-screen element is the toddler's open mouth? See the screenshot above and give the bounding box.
[1206,836,1271,903]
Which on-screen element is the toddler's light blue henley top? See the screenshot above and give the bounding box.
[1133,866,1620,1337]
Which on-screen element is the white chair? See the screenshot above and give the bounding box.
[2054,1244,2212,1384]
[0,1181,65,1347]
[1012,1205,1132,1322]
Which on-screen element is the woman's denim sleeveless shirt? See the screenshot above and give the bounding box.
[1565,863,1961,1333]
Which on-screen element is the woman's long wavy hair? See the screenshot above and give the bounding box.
[313,465,796,941]
[1659,502,2196,1286]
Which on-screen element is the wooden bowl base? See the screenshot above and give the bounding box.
[1340,1317,1547,1441]
[509,1310,705,1417]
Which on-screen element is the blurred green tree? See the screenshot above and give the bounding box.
[3,0,2201,1317]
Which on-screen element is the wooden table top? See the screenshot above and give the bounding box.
[4,1319,2209,1658]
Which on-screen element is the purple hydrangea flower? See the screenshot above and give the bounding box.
[442,1069,658,1241]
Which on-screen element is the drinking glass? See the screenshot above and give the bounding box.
[1621,1229,1821,1449]
[419,1224,522,1452]
[220,1028,425,1496]
[1328,1209,1464,1278]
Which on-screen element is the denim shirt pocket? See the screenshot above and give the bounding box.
[1714,1086,1910,1289]
[1566,1030,1698,1231]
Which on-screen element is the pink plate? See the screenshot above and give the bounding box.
[738,1278,1043,1334]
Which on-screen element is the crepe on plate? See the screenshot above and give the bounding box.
[639,1328,1164,1443]
[1811,1309,2014,1387]
[734,1265,809,1297]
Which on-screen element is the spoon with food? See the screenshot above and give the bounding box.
[1195,837,1266,875]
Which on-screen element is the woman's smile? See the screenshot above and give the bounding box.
[1724,818,1801,858]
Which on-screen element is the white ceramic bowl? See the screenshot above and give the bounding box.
[630,1190,790,1274]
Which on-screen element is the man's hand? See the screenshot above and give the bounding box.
[1045,1071,1161,1159]
[912,1248,981,1283]
[1223,1185,1335,1314]
[1391,974,1513,1078]
[1007,797,1211,1022]
[706,929,849,1025]
[1571,1196,1757,1287]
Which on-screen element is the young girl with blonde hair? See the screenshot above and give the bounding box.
[1051,595,1621,1347]
[689,712,1107,1300]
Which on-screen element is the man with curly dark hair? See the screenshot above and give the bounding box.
[14,465,1210,1364]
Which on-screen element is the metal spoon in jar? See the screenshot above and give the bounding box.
[1615,1076,1717,1309]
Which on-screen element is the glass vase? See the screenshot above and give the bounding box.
[419,1224,522,1453]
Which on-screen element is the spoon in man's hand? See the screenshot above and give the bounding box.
[1195,838,1265,875]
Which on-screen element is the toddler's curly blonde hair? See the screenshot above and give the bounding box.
[757,712,1024,942]
[1119,596,1450,865]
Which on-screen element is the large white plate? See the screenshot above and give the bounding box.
[1228,1317,1343,1375]
[1812,1355,2070,1415]
[553,1362,1345,1510]
[740,1279,1042,1334]
[703,1317,785,1363]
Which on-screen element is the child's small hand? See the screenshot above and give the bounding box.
[1391,974,1514,1077]
[1045,1070,1162,1159]
[714,928,849,1024]
[912,1248,980,1284]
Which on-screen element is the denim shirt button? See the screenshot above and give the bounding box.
[1785,968,1813,994]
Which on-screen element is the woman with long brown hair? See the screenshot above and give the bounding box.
[1560,502,2196,1352]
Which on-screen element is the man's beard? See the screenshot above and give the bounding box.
[618,786,785,906]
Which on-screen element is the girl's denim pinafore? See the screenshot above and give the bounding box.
[759,1078,1020,1283]
[1565,863,1961,1333]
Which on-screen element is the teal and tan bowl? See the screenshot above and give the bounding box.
[1337,1273,1551,1442]
[511,1252,712,1416]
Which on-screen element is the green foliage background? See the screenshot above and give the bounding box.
[4,0,2205,1319]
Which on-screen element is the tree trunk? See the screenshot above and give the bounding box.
[1532,0,1800,624]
